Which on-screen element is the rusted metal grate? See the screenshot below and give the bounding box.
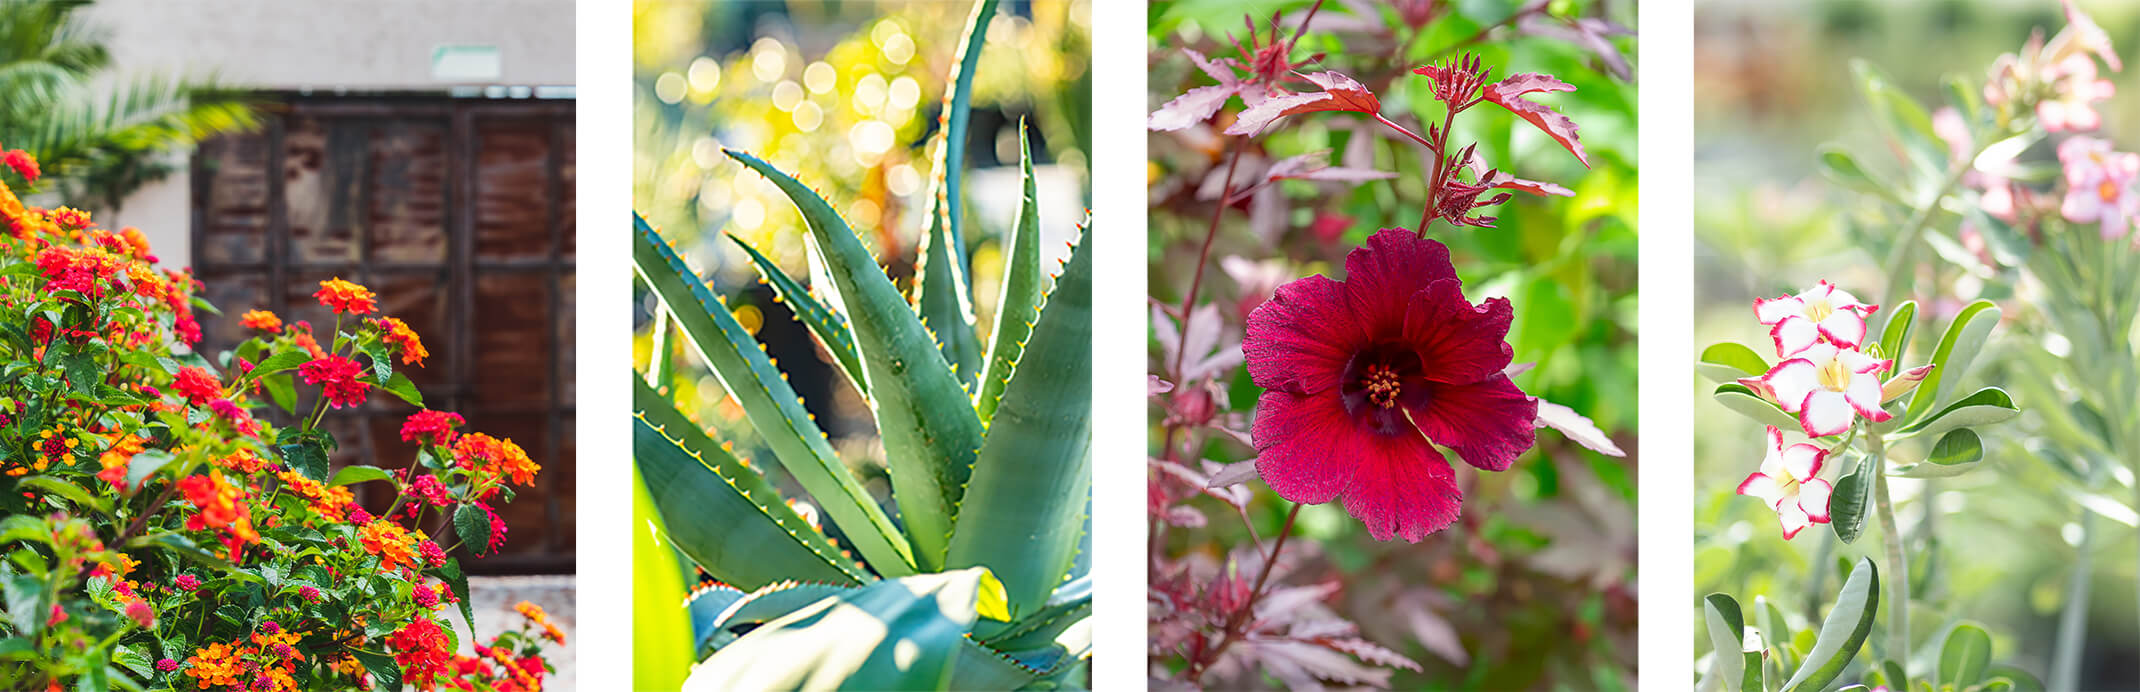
[191,94,575,575]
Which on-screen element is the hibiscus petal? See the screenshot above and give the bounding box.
[1405,375,1537,471]
[1244,274,1363,395]
[1343,229,1457,335]
[1402,279,1513,384]
[1798,478,1834,522]
[1737,472,1784,508]
[1252,390,1367,505]
[1799,390,1856,437]
[1149,84,1239,131]
[1338,436,1460,543]
[1752,294,1806,325]
[1816,310,1868,349]
[1781,442,1825,481]
[1760,359,1821,414]
[1769,317,1820,358]
[1845,371,1893,422]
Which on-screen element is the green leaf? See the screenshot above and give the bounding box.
[1851,59,1946,176]
[250,350,310,378]
[378,371,422,407]
[128,533,248,578]
[276,428,331,483]
[718,154,986,570]
[61,344,105,397]
[1715,383,1803,431]
[688,567,1029,691]
[708,582,858,644]
[1782,557,1879,692]
[1829,453,1874,544]
[1928,428,1984,466]
[1755,596,1796,672]
[1904,300,2000,425]
[631,473,696,691]
[1936,623,1991,689]
[1706,593,1747,692]
[1818,146,1899,203]
[426,558,478,643]
[976,122,1045,425]
[262,373,296,414]
[1874,300,1917,365]
[914,193,982,392]
[17,476,111,516]
[453,503,491,555]
[1699,342,1771,383]
[123,449,175,489]
[1984,664,2044,692]
[1881,659,1909,690]
[1893,387,2018,440]
[980,575,1091,651]
[728,234,867,399]
[946,227,1090,621]
[631,407,868,589]
[355,650,401,692]
[329,465,395,488]
[632,220,914,576]
[932,0,999,267]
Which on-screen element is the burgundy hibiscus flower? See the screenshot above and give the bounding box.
[1243,229,1536,542]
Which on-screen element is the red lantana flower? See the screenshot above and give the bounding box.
[172,367,221,404]
[299,355,369,408]
[401,409,464,445]
[4,149,38,184]
[1243,230,1536,542]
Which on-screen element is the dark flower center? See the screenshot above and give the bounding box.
[1340,345,1430,437]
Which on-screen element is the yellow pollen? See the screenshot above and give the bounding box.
[2102,180,2122,202]
[1362,363,1403,408]
[1816,357,1852,393]
[1804,298,1834,323]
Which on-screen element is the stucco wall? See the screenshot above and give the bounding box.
[80,0,575,269]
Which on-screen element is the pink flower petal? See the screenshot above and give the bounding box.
[1798,478,1835,522]
[1244,274,1364,395]
[1343,229,1457,335]
[1799,390,1856,437]
[1777,501,1812,539]
[1844,371,1893,422]
[1817,310,1868,349]
[1252,390,1367,505]
[1781,442,1826,481]
[1338,435,1460,543]
[1401,279,1514,385]
[1760,359,1822,414]
[1405,375,1537,471]
[1770,317,1820,358]
[1738,472,1784,508]
[1753,295,1806,325]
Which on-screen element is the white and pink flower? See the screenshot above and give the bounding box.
[2059,136,2140,238]
[1753,281,1878,357]
[2039,55,2117,132]
[1743,342,1895,437]
[1737,426,1834,540]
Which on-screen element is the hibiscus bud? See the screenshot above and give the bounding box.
[1880,364,1936,403]
[1169,382,1220,427]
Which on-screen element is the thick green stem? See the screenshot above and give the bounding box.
[2052,501,2096,692]
[1870,432,1910,662]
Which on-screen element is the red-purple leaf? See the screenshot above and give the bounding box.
[1224,70,1381,136]
[1482,72,1590,167]
[1150,84,1239,131]
[1463,153,1573,197]
[1264,150,1397,184]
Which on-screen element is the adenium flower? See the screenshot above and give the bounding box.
[1744,342,1895,437]
[2039,54,2116,132]
[1753,281,1877,357]
[1736,426,1834,539]
[1245,230,1535,542]
[2058,136,2140,238]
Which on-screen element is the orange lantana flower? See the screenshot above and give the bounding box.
[378,316,427,366]
[453,433,540,486]
[313,277,378,315]
[240,309,284,334]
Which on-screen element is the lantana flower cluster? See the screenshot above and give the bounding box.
[0,149,557,690]
[1735,282,1930,538]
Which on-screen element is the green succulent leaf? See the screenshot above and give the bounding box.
[1873,300,1916,365]
[1698,342,1770,383]
[1893,387,2018,440]
[728,234,867,399]
[976,122,1044,426]
[1782,557,1879,692]
[915,204,983,392]
[630,406,868,590]
[1936,623,1991,689]
[979,575,1091,651]
[1894,428,1988,478]
[1984,663,2045,692]
[633,216,915,576]
[1705,593,1747,692]
[1818,146,1901,204]
[1715,383,1802,431]
[721,152,986,571]
[647,305,678,388]
[1828,452,1873,544]
[1904,299,2000,425]
[946,227,1091,620]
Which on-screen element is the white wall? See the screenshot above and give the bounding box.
[81,0,576,268]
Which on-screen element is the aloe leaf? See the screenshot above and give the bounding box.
[631,411,866,590]
[945,228,1091,619]
[980,574,1090,651]
[723,151,986,570]
[686,567,1026,691]
[914,199,983,390]
[976,122,1044,425]
[634,216,915,576]
[728,234,868,398]
[1904,300,1999,425]
[932,0,1000,265]
[683,582,747,652]
[1782,558,1879,692]
[701,580,858,652]
[952,637,1054,690]
[646,306,677,388]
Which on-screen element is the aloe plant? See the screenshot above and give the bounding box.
[632,1,1091,687]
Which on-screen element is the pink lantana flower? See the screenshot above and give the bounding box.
[2058,136,2140,238]
[1244,230,1536,542]
[1753,281,1878,357]
[1745,342,1895,437]
[1736,426,1834,540]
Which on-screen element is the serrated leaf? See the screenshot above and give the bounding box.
[981,575,1091,651]
[719,154,986,570]
[263,373,296,414]
[355,650,401,692]
[632,406,868,589]
[977,123,1045,426]
[276,428,330,483]
[946,228,1090,620]
[1905,300,1999,425]
[453,503,491,556]
[1699,342,1771,383]
[915,196,982,392]
[379,371,422,407]
[17,476,111,516]
[728,235,866,399]
[1937,623,1991,689]
[634,218,914,576]
[1782,558,1879,692]
[686,567,1022,690]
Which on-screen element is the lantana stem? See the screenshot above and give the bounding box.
[1870,431,1910,661]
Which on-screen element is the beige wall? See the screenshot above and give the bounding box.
[83,0,576,269]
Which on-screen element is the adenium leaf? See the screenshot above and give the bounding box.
[1936,623,1991,689]
[1482,73,1589,167]
[1225,71,1380,136]
[1828,453,1873,543]
[1781,558,1878,692]
[1704,593,1747,692]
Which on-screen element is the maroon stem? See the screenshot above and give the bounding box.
[1417,100,1460,236]
[1185,502,1304,684]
